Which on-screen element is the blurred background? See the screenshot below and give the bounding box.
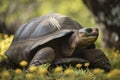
[0,0,95,34]
[0,0,120,50]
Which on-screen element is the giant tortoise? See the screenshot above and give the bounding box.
[0,13,110,72]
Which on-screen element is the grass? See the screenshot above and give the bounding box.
[0,33,120,80]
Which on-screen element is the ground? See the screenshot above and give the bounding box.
[0,34,120,80]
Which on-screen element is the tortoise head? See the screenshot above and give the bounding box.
[71,28,99,48]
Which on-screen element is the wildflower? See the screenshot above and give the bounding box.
[26,73,33,79]
[93,68,104,74]
[29,66,37,72]
[39,67,48,75]
[20,60,28,67]
[106,69,120,79]
[76,63,82,68]
[4,34,9,38]
[54,66,63,73]
[15,68,22,74]
[10,35,14,40]
[64,68,74,75]
[84,63,90,67]
[1,71,10,79]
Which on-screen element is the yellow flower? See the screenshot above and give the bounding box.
[84,63,90,67]
[106,69,120,79]
[20,60,28,67]
[15,68,22,74]
[64,68,74,75]
[29,66,37,72]
[93,68,104,74]
[26,73,33,79]
[39,67,48,75]
[1,71,10,79]
[54,66,63,73]
[10,35,14,39]
[4,34,9,38]
[76,63,82,68]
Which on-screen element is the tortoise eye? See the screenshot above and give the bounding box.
[85,28,92,33]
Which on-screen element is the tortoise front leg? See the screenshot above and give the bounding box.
[28,47,55,67]
[77,49,111,72]
[73,49,111,72]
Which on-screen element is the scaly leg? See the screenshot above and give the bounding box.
[28,47,55,67]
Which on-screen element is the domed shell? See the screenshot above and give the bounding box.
[5,13,82,64]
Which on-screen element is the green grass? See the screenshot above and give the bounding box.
[0,34,120,80]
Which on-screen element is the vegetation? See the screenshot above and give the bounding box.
[0,34,120,80]
[0,0,120,80]
[0,0,96,34]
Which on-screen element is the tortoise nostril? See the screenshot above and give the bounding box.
[95,28,98,32]
[85,28,92,33]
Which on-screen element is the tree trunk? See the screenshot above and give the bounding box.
[83,0,120,50]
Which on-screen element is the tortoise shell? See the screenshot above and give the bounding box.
[5,13,83,64]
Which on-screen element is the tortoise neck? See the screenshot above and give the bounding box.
[69,31,79,48]
[61,32,78,57]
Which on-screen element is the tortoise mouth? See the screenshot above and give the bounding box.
[86,33,98,37]
[82,32,98,41]
[79,32,98,46]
